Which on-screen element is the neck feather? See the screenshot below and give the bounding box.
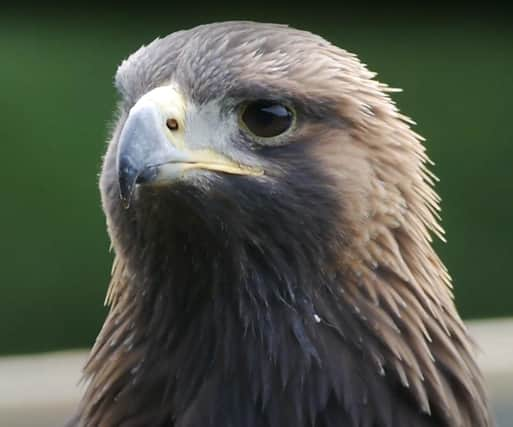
[79,176,490,427]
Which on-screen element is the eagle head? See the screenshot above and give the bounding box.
[76,22,491,427]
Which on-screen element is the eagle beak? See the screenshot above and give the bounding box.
[116,85,262,208]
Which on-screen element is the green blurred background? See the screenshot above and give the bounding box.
[1,7,512,356]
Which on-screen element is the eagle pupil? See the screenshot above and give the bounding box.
[242,100,293,138]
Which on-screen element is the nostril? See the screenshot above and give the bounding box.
[166,118,179,131]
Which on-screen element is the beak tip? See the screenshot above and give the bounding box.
[119,191,132,209]
[118,184,134,209]
[117,166,137,209]
[118,164,161,209]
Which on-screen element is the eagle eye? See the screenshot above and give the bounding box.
[240,100,294,140]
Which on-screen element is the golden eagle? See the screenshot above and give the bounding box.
[71,21,491,427]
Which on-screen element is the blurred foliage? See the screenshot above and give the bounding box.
[0,12,512,355]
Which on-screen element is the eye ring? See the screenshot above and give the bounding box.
[238,100,296,143]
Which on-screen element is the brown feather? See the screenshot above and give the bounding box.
[72,21,492,427]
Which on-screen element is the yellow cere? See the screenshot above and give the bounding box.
[137,83,264,178]
[137,83,188,150]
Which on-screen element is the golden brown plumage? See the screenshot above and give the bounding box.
[70,22,492,427]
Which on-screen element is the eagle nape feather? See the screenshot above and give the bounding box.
[69,21,492,427]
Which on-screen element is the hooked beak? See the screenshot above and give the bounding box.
[116,85,262,208]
